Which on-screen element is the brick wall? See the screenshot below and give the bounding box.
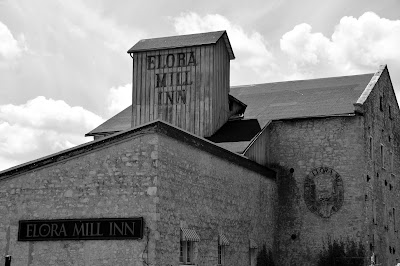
[267,116,366,265]
[0,134,159,266]
[156,134,277,266]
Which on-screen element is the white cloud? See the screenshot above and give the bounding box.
[172,12,277,85]
[0,20,27,65]
[58,1,146,53]
[280,12,400,78]
[106,84,132,116]
[0,96,104,134]
[0,97,105,171]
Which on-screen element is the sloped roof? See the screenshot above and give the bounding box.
[206,119,261,143]
[0,120,275,181]
[127,31,235,60]
[86,73,375,137]
[86,94,246,137]
[205,119,261,153]
[85,106,131,137]
[230,73,374,127]
[214,142,250,154]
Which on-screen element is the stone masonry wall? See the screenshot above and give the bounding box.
[156,134,277,266]
[267,116,366,266]
[362,68,400,266]
[0,134,159,266]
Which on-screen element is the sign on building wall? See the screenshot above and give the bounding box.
[304,167,344,218]
[18,217,143,241]
[131,39,231,137]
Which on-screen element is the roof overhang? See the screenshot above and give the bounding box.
[0,120,275,181]
[127,30,235,60]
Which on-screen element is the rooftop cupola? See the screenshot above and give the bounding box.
[127,30,235,137]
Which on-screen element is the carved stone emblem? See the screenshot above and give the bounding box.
[304,167,344,218]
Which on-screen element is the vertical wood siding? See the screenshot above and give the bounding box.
[244,122,271,166]
[131,38,231,137]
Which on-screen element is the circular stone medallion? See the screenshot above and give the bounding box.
[304,167,344,218]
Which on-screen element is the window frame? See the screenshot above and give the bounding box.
[180,240,194,265]
[218,243,225,265]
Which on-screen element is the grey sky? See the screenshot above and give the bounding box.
[0,0,399,170]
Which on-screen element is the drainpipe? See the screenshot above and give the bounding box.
[5,255,11,266]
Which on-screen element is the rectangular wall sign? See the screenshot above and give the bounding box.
[18,217,143,241]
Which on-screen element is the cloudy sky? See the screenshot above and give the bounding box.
[1,0,400,171]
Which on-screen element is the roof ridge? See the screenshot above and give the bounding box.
[231,72,375,89]
[127,30,235,59]
[133,30,226,42]
[0,119,275,181]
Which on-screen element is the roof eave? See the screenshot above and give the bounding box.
[355,64,387,106]
[221,31,235,60]
[1,120,275,181]
[270,113,358,122]
[127,31,235,60]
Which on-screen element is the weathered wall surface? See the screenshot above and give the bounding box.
[267,116,366,265]
[0,134,159,266]
[361,68,400,266]
[156,134,277,266]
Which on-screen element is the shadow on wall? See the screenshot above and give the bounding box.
[256,244,275,266]
[317,236,365,266]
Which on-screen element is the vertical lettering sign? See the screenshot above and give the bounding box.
[18,218,143,241]
[147,52,196,106]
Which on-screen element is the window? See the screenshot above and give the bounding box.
[389,105,393,120]
[218,244,224,265]
[369,137,373,160]
[218,233,229,265]
[380,96,383,111]
[394,208,397,232]
[381,144,385,168]
[180,228,200,264]
[249,239,258,266]
[384,204,388,230]
[391,150,394,173]
[373,199,377,225]
[180,241,193,264]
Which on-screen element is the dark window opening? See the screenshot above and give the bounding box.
[380,96,383,111]
[369,137,373,160]
[367,175,371,182]
[291,234,296,240]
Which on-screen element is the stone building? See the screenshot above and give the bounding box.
[1,31,399,266]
